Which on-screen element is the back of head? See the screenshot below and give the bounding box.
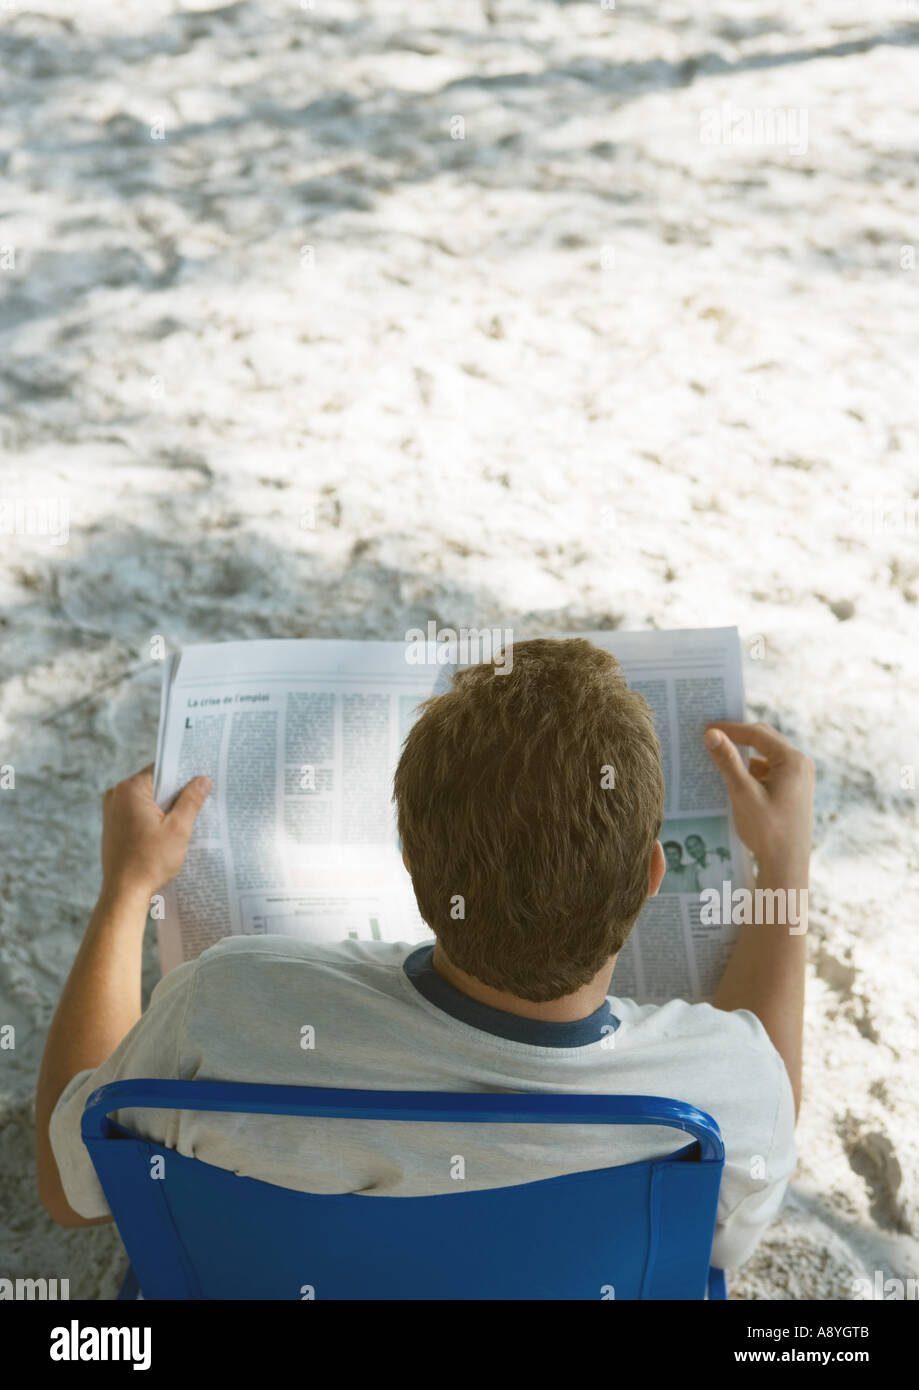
[393,637,665,1002]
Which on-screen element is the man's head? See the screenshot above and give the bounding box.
[393,637,665,1002]
[684,833,706,864]
[663,841,684,872]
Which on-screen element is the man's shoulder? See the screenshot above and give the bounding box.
[196,934,425,971]
[612,994,784,1065]
[152,935,432,1042]
[178,934,429,1005]
[610,996,796,1170]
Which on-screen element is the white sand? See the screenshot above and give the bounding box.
[1,0,917,1298]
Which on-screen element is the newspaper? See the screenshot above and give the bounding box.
[153,628,751,1003]
[577,628,751,1004]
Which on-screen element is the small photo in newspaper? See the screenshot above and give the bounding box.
[658,815,733,894]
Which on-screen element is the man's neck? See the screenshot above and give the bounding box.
[430,942,615,1022]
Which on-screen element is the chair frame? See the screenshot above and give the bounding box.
[82,1079,727,1301]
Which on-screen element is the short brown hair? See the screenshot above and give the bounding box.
[393,637,665,1001]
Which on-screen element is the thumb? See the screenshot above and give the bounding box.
[166,775,213,836]
[703,728,753,796]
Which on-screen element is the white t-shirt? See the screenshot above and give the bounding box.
[696,857,731,892]
[50,935,796,1271]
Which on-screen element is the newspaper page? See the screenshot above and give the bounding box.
[153,640,438,974]
[575,627,751,1005]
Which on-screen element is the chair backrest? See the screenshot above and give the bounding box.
[81,1080,724,1300]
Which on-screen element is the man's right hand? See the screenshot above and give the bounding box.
[703,721,815,882]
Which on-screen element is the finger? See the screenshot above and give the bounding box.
[706,720,794,761]
[749,756,771,780]
[703,726,758,794]
[166,776,213,836]
[129,765,157,803]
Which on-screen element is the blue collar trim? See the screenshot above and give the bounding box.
[403,944,618,1048]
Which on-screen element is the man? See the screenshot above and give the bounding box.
[36,638,813,1273]
[660,840,701,893]
[685,831,732,892]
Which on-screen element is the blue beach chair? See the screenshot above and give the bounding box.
[81,1080,727,1300]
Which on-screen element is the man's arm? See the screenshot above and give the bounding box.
[35,766,211,1226]
[35,885,150,1226]
[704,721,815,1120]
